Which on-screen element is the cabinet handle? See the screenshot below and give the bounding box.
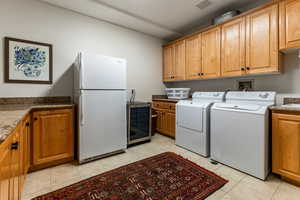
[198,73,201,76]
[11,142,19,150]
[241,67,245,71]
[201,73,204,76]
[34,117,38,121]
[246,67,250,70]
[26,122,30,126]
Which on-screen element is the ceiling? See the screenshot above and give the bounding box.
[40,0,269,40]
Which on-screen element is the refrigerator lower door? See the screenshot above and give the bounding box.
[78,90,127,163]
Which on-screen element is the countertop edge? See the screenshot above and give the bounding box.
[270,106,300,113]
[0,104,74,144]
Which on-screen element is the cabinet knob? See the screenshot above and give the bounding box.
[34,117,38,121]
[241,67,245,71]
[26,122,30,126]
[11,142,19,150]
[198,73,201,76]
[246,67,250,70]
[201,73,204,76]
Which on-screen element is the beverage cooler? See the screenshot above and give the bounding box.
[127,102,152,145]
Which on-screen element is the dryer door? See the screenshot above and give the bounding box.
[177,104,203,132]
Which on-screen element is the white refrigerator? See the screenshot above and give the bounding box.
[73,52,127,164]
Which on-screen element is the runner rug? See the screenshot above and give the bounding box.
[33,152,227,200]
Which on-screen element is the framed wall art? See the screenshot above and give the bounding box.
[4,37,53,84]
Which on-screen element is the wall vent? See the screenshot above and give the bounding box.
[196,0,211,10]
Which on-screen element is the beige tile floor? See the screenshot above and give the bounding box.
[22,134,300,200]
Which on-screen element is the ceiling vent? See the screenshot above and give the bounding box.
[196,0,211,10]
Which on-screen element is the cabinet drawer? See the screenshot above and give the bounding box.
[152,101,169,110]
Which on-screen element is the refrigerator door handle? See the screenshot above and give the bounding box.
[80,91,85,126]
[79,52,85,89]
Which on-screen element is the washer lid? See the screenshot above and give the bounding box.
[215,103,262,111]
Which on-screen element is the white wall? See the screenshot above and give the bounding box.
[0,0,165,101]
[167,52,300,104]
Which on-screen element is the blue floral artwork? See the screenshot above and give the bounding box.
[14,46,46,78]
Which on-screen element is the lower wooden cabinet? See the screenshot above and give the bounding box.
[153,101,176,138]
[0,130,12,200]
[272,112,300,184]
[0,107,74,199]
[0,118,27,200]
[31,108,74,170]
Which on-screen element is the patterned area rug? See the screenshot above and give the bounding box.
[32,152,228,200]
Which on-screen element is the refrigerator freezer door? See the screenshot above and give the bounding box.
[78,90,127,162]
[80,52,126,90]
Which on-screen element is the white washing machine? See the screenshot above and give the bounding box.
[210,91,276,180]
[176,92,225,157]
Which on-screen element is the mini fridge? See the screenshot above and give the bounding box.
[127,102,151,145]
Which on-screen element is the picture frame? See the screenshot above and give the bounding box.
[4,37,53,84]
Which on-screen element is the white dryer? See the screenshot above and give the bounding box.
[176,92,225,157]
[210,91,276,180]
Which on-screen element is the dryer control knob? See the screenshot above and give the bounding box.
[259,93,269,99]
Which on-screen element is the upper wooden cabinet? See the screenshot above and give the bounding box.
[272,112,300,184]
[246,4,279,74]
[221,17,246,77]
[279,0,300,50]
[185,34,202,80]
[163,45,174,82]
[173,41,186,80]
[163,41,186,82]
[162,1,289,82]
[201,27,221,78]
[32,108,74,169]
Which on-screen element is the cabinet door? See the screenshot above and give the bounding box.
[0,135,12,200]
[221,17,246,77]
[165,112,176,138]
[186,34,202,80]
[280,0,300,49]
[173,40,186,81]
[201,27,221,78]
[22,116,31,176]
[32,109,74,166]
[10,128,20,200]
[156,110,164,132]
[163,45,174,82]
[273,113,300,182]
[246,4,279,74]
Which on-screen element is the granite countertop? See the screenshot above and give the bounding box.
[152,98,182,102]
[270,105,300,112]
[0,104,74,144]
[152,95,190,102]
[270,98,300,112]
